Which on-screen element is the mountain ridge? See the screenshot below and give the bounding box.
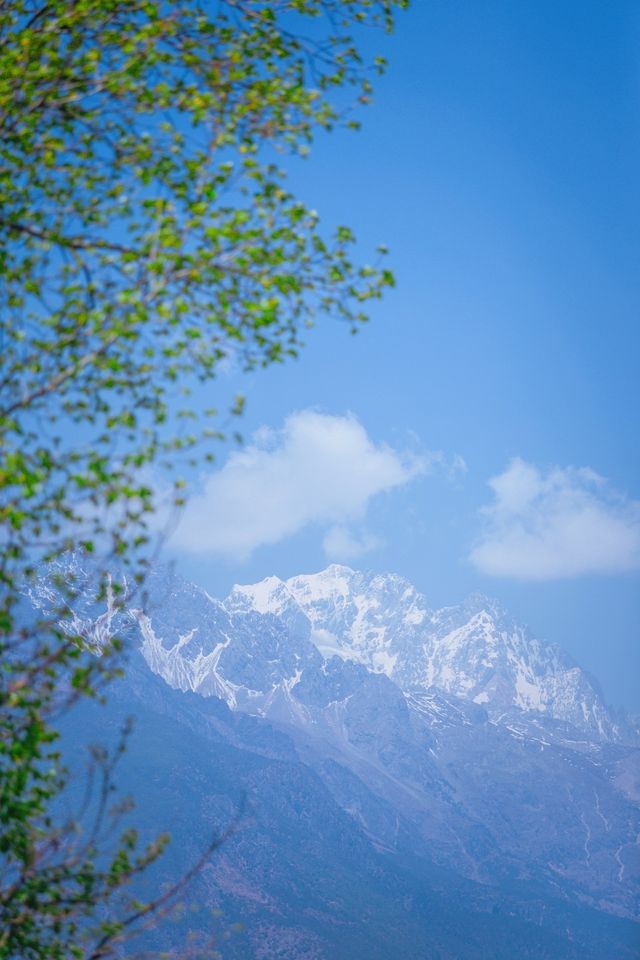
[153,563,625,742]
[27,557,640,952]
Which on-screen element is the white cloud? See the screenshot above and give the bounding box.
[426,450,468,480]
[322,525,382,562]
[470,457,640,580]
[172,410,426,561]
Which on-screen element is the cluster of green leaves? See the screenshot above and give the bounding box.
[0,0,406,956]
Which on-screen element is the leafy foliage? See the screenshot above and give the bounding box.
[0,0,406,955]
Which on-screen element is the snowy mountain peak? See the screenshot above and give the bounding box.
[219,566,620,740]
[230,575,291,614]
[285,564,357,605]
[462,591,510,620]
[321,562,356,577]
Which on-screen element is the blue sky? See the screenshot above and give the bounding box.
[168,1,640,712]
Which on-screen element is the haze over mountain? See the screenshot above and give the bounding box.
[31,560,640,958]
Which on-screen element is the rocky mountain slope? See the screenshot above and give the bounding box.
[30,560,640,957]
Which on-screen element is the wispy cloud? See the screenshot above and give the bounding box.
[470,458,640,580]
[172,410,428,561]
[322,525,382,562]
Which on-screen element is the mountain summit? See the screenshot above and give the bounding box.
[183,564,617,741]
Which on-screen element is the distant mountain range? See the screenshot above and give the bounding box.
[31,561,640,958]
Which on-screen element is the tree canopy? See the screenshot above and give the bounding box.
[0,1,406,956]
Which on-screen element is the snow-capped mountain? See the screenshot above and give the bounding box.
[29,559,640,952]
[208,564,620,741]
[33,558,620,742]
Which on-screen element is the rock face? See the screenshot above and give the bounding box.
[32,561,640,958]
